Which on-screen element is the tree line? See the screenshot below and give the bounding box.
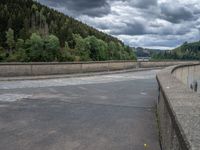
[152,41,200,60]
[0,0,136,62]
[0,28,136,62]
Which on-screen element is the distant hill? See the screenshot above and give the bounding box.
[151,41,200,60]
[0,0,136,62]
[135,47,163,58]
[173,41,200,60]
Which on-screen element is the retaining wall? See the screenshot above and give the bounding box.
[0,61,197,77]
[157,63,200,150]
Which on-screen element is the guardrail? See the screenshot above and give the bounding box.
[156,63,200,150]
[0,61,197,77]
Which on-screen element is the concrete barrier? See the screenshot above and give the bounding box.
[172,64,200,89]
[0,61,198,77]
[156,63,200,150]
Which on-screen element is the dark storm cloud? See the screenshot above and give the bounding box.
[109,21,190,36]
[111,22,146,35]
[38,0,200,49]
[130,0,157,9]
[160,4,193,23]
[39,0,111,17]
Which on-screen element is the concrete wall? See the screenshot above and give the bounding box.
[0,61,197,77]
[140,61,192,68]
[157,63,200,150]
[172,64,200,90]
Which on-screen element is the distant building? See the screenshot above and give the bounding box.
[137,57,151,61]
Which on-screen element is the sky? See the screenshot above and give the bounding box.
[38,0,200,49]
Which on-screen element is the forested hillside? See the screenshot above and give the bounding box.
[152,41,200,60]
[135,47,163,58]
[0,0,136,62]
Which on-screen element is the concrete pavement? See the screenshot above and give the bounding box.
[0,70,161,150]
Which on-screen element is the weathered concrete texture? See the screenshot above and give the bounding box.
[172,64,200,88]
[0,61,197,77]
[0,70,161,150]
[140,61,197,68]
[0,67,161,81]
[157,65,200,150]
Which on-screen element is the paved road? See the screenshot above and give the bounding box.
[0,70,161,150]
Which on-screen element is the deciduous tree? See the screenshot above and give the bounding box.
[6,28,15,53]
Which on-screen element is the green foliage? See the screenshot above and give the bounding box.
[152,41,200,60]
[27,33,44,61]
[0,0,136,62]
[0,47,7,61]
[23,33,61,62]
[174,41,200,60]
[58,44,75,62]
[16,39,25,50]
[13,39,27,62]
[6,28,15,52]
[45,35,60,51]
[96,39,108,61]
[74,34,91,61]
[123,46,136,60]
[44,35,60,61]
[108,41,116,60]
[87,36,102,61]
[0,0,121,47]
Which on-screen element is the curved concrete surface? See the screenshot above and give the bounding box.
[0,70,161,150]
[172,63,200,92]
[157,64,200,150]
